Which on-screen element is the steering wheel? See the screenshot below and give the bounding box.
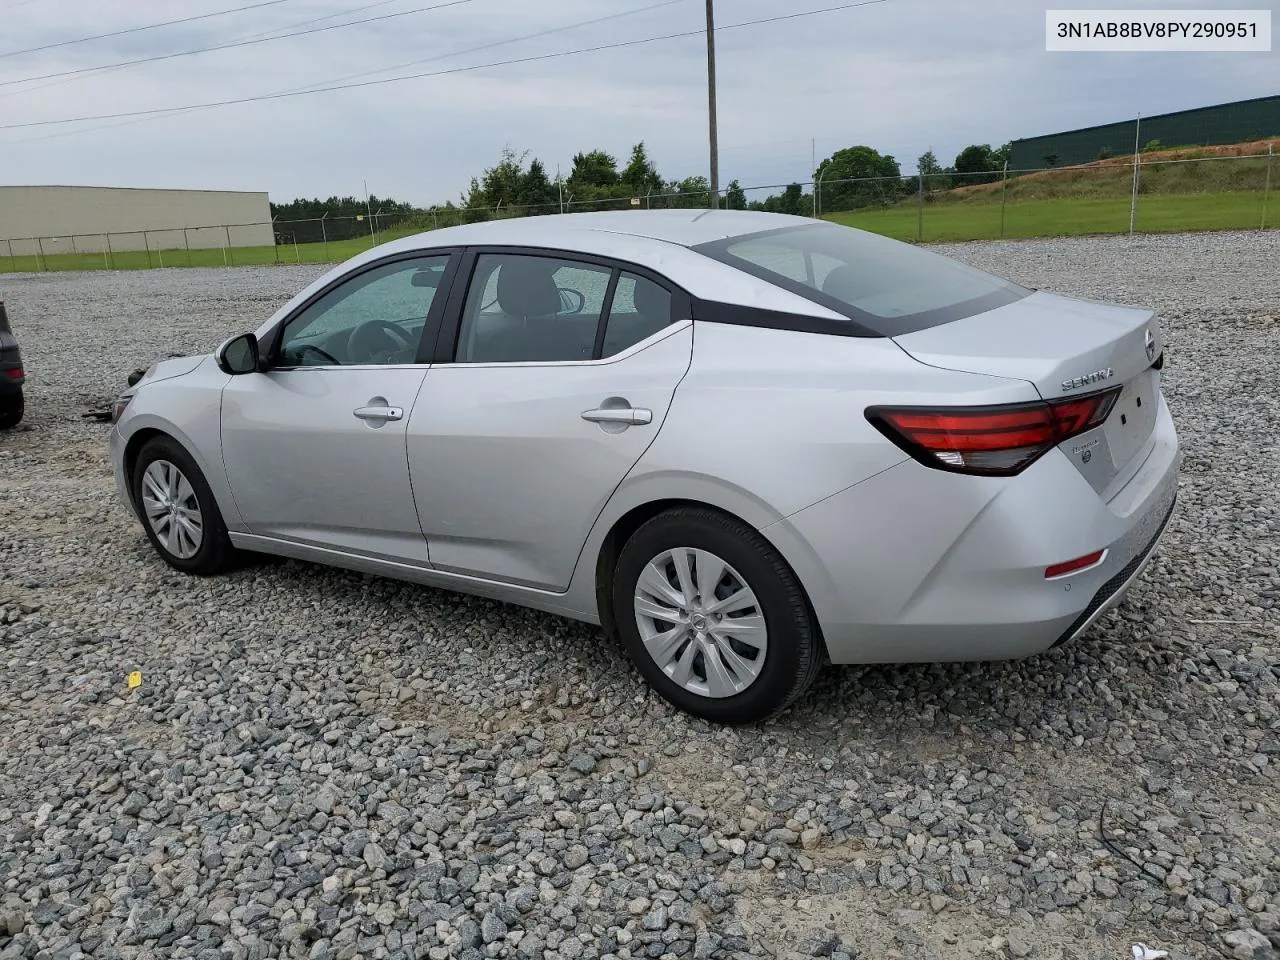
[346,319,416,364]
[292,343,340,366]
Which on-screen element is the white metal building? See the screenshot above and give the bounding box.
[0,185,274,256]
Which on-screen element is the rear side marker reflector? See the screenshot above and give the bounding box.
[1045,549,1106,579]
[866,386,1122,477]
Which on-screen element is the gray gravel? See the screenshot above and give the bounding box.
[2,231,1279,960]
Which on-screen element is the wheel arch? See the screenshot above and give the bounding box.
[592,497,826,659]
[122,427,174,514]
[121,423,239,574]
[0,387,23,428]
[117,398,244,532]
[122,419,244,527]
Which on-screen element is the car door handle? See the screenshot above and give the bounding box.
[581,406,653,426]
[353,405,403,422]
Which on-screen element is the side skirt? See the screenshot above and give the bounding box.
[229,532,601,625]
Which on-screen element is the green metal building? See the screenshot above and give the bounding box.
[1008,95,1280,170]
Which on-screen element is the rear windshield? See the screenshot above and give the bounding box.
[693,223,1029,335]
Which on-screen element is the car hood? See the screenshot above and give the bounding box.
[133,354,208,389]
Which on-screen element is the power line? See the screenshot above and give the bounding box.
[3,0,686,143]
[0,0,300,60]
[223,0,406,44]
[0,0,479,88]
[282,0,685,95]
[0,0,412,101]
[0,0,890,131]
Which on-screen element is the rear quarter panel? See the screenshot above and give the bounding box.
[563,323,1041,615]
[622,323,1040,516]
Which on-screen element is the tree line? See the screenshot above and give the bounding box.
[269,195,418,222]
[460,143,732,213]
[456,139,1013,215]
[270,139,1016,227]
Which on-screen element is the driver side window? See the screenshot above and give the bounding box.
[277,255,449,367]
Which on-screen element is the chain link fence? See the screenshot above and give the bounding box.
[817,144,1276,242]
[0,187,720,273]
[2,146,1274,273]
[0,211,421,272]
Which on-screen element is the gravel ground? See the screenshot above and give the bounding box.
[1,231,1278,960]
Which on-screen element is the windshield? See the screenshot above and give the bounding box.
[693,223,1029,335]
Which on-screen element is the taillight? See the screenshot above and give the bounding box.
[3,367,21,380]
[867,386,1121,476]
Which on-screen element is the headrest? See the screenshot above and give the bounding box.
[821,264,872,302]
[496,258,562,318]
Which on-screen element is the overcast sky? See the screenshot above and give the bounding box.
[0,0,1274,206]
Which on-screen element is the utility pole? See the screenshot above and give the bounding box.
[812,138,817,217]
[705,0,719,208]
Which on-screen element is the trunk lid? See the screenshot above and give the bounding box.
[890,291,1160,397]
[892,290,1164,494]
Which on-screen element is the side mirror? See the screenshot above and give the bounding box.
[215,333,260,375]
[558,288,585,314]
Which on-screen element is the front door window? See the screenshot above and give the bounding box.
[278,256,449,366]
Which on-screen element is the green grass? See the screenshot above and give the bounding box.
[0,226,422,273]
[827,191,1275,242]
[2,189,1276,273]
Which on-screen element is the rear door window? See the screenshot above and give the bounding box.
[601,273,675,357]
[452,254,682,363]
[455,254,612,363]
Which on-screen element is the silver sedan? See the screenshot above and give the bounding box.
[109,211,1180,724]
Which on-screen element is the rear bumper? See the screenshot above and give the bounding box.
[1050,493,1175,649]
[0,329,23,389]
[766,392,1180,664]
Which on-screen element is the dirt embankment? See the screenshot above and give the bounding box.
[950,138,1279,199]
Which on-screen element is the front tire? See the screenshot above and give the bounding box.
[0,389,22,429]
[131,436,236,575]
[612,507,822,724]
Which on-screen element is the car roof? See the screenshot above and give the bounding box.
[393,209,816,251]
[255,210,853,339]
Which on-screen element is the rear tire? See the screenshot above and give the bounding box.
[0,390,22,429]
[131,435,236,575]
[612,507,822,724]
